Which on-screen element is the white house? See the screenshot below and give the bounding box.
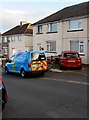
[2,21,33,57]
[32,2,89,64]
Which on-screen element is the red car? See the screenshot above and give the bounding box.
[59,50,82,70]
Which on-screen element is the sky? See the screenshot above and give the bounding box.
[0,0,88,33]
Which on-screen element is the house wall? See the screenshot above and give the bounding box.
[62,17,88,64]
[0,36,2,54]
[33,17,89,64]
[87,17,89,64]
[33,22,63,56]
[9,35,33,57]
[24,35,33,50]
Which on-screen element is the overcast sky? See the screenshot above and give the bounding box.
[0,0,88,33]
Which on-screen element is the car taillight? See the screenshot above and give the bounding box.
[77,58,81,60]
[28,62,32,68]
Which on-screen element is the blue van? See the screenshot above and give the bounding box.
[5,50,48,77]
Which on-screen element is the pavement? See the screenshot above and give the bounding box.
[0,64,88,76]
[50,65,89,77]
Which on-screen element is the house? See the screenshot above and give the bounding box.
[32,2,89,64]
[2,21,33,58]
[0,33,2,57]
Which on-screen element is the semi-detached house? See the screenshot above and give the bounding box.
[32,2,89,64]
[2,21,33,58]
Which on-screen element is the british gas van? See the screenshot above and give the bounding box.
[5,50,48,77]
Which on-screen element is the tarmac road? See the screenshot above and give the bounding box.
[2,69,88,119]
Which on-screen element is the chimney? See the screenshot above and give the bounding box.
[20,21,27,27]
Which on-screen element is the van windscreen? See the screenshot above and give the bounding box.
[31,52,46,61]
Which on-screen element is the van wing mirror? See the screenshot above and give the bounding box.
[6,59,11,63]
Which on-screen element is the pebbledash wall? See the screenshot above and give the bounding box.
[33,17,89,64]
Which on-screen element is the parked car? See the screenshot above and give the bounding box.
[59,50,82,70]
[5,50,48,77]
[0,76,8,109]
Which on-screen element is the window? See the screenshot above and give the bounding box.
[79,42,84,53]
[7,37,11,42]
[38,25,43,33]
[3,37,7,43]
[18,36,22,41]
[70,41,84,54]
[37,43,42,50]
[29,46,33,51]
[48,23,57,32]
[2,47,8,55]
[46,41,56,52]
[31,52,46,61]
[69,19,82,30]
[11,36,15,42]
[12,48,16,54]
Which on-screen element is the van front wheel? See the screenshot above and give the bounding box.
[21,69,26,78]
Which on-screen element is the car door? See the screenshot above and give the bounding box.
[7,55,17,72]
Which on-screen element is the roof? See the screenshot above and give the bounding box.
[2,23,33,36]
[33,1,89,25]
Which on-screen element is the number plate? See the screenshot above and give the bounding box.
[32,63,42,68]
[68,60,75,62]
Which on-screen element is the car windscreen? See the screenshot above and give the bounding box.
[64,53,79,58]
[31,52,46,61]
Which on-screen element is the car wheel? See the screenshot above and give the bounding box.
[21,69,26,78]
[78,66,82,70]
[5,67,9,73]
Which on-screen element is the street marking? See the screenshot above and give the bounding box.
[43,77,89,86]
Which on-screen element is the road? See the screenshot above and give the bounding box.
[2,69,88,118]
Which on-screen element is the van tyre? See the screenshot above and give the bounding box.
[21,69,26,78]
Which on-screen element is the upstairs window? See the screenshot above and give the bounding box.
[11,36,15,42]
[48,22,57,32]
[3,37,7,43]
[38,25,43,33]
[69,19,83,30]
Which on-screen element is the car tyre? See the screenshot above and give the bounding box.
[78,66,82,70]
[21,69,26,78]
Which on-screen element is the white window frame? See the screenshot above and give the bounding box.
[37,43,42,50]
[38,25,43,33]
[3,47,8,55]
[48,22,57,32]
[18,36,22,41]
[69,19,83,30]
[70,41,84,54]
[46,41,56,52]
[79,41,84,54]
[11,36,15,42]
[3,37,7,43]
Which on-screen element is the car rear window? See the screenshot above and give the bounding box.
[64,53,79,58]
[31,52,46,61]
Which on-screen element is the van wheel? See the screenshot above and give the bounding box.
[21,69,26,78]
[40,72,45,77]
[5,67,9,73]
